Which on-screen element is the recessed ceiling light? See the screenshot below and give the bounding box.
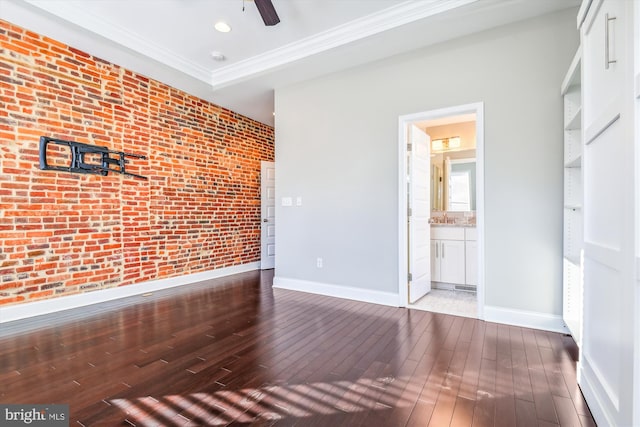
[214,21,231,33]
[211,51,226,61]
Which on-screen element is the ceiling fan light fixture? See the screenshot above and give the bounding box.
[214,21,232,33]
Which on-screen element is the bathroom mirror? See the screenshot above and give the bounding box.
[425,119,477,213]
[448,157,476,211]
[430,149,476,212]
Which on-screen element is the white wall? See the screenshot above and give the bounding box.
[274,9,579,317]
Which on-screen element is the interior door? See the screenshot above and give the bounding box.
[260,161,275,269]
[408,125,431,303]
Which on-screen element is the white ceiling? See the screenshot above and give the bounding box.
[1,0,579,126]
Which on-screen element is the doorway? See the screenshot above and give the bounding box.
[398,102,484,319]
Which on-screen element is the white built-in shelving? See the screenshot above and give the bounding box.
[561,48,583,345]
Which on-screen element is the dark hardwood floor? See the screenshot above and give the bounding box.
[0,270,595,426]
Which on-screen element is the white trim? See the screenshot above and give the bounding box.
[210,0,477,89]
[0,262,260,324]
[273,276,399,308]
[484,305,569,334]
[398,102,485,320]
[584,241,623,271]
[579,356,618,427]
[585,105,620,146]
[576,0,593,29]
[583,0,603,34]
[22,0,211,83]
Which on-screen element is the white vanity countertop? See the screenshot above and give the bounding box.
[430,223,476,228]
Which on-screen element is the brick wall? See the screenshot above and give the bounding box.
[0,19,274,306]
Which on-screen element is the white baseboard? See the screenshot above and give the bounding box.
[484,305,569,334]
[0,262,260,324]
[273,276,399,307]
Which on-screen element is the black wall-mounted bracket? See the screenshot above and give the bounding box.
[39,136,147,180]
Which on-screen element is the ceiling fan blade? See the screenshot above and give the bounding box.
[254,0,280,26]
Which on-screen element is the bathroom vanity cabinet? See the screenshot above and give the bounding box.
[430,226,476,288]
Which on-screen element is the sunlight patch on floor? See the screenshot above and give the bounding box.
[110,376,414,425]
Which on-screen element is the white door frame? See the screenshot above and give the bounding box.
[397,102,485,319]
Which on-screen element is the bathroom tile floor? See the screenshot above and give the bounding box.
[409,288,478,318]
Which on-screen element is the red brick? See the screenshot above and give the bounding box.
[0,18,274,306]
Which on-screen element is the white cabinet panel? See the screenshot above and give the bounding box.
[440,240,465,284]
[582,0,626,126]
[431,239,440,282]
[578,0,636,425]
[430,226,475,286]
[465,227,477,241]
[583,257,623,409]
[465,240,478,286]
[583,119,624,249]
[431,227,464,241]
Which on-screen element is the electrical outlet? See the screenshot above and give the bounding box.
[316,257,323,268]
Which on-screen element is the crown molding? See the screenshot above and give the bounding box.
[20,0,478,92]
[22,0,211,83]
[210,0,478,89]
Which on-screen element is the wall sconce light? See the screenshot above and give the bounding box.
[431,136,461,151]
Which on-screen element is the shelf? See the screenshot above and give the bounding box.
[561,44,582,349]
[564,254,581,266]
[564,106,582,130]
[561,49,581,95]
[564,154,582,168]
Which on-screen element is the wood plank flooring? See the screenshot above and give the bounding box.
[0,270,595,426]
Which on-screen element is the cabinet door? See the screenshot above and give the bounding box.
[440,240,465,285]
[580,1,635,426]
[430,239,440,282]
[582,0,626,127]
[465,240,478,286]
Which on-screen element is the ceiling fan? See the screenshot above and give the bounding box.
[253,0,280,26]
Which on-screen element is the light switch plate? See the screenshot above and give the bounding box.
[281,197,292,206]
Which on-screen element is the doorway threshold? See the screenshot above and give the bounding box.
[409,288,477,319]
